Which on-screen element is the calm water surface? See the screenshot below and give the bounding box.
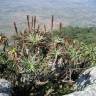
[0,0,96,34]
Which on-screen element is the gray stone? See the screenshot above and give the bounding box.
[64,66,96,96]
[0,79,12,96]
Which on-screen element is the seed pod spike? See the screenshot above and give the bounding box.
[27,15,31,32]
[51,15,54,31]
[13,21,18,35]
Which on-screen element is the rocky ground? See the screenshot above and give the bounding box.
[64,66,96,96]
[0,79,12,96]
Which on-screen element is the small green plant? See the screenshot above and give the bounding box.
[21,55,36,72]
[26,33,44,45]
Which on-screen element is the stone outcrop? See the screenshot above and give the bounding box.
[0,79,12,96]
[64,66,96,96]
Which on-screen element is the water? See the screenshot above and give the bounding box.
[0,0,96,34]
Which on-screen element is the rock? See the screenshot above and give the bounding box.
[64,66,96,96]
[0,79,12,96]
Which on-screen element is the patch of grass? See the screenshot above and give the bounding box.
[53,26,96,44]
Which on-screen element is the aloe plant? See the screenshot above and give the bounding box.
[27,33,44,45]
[21,55,36,72]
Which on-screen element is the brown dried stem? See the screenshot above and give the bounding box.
[44,24,47,33]
[27,15,31,32]
[51,15,54,31]
[31,16,34,30]
[34,16,37,30]
[14,22,18,35]
[59,22,62,33]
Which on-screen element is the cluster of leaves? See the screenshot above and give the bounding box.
[0,26,96,96]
